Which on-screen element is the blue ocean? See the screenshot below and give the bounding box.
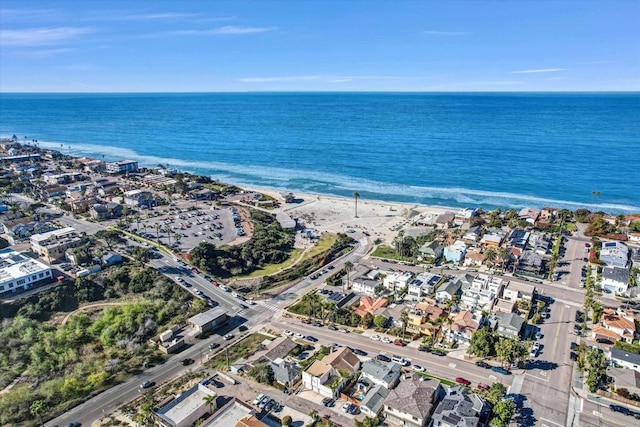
[1,92,638,212]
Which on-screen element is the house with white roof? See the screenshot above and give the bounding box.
[518,207,540,224]
[383,271,414,293]
[407,273,443,301]
[460,274,506,311]
[444,240,467,263]
[0,250,53,298]
[600,241,629,268]
[352,277,379,296]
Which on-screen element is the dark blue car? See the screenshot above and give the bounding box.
[491,366,511,375]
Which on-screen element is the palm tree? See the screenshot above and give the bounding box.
[343,261,354,292]
[400,310,410,341]
[202,394,217,414]
[484,247,497,267]
[353,192,360,218]
[154,223,162,240]
[164,224,172,245]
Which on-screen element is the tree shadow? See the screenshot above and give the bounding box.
[507,394,537,427]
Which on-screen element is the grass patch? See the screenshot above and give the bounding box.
[416,371,456,387]
[206,332,271,370]
[303,233,338,259]
[371,245,409,261]
[240,249,303,278]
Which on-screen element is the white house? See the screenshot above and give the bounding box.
[600,241,629,268]
[601,266,630,295]
[611,348,640,373]
[444,240,467,263]
[461,274,506,311]
[360,360,402,389]
[352,277,379,296]
[383,271,414,293]
[0,250,53,298]
[406,273,442,301]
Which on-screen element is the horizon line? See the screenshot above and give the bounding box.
[2,90,639,94]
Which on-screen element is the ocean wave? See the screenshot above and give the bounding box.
[31,138,640,213]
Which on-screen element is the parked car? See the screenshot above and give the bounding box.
[609,404,630,415]
[224,334,234,340]
[376,354,391,363]
[209,342,220,350]
[455,377,471,386]
[393,340,406,347]
[253,393,265,405]
[140,381,155,389]
[491,366,511,375]
[306,336,318,342]
[180,358,194,366]
[322,397,335,407]
[412,364,425,372]
[477,383,491,392]
[370,335,381,341]
[418,346,432,353]
[352,348,368,356]
[432,350,446,357]
[475,361,491,369]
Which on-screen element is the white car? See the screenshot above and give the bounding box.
[294,332,305,339]
[224,334,234,340]
[381,337,392,344]
[411,364,425,372]
[283,329,293,336]
[370,335,381,341]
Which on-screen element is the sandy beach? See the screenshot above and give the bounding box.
[242,186,454,245]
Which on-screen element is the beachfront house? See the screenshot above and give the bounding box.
[106,159,138,174]
[419,241,444,262]
[600,241,629,268]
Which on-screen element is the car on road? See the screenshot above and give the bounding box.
[394,340,406,346]
[477,383,491,392]
[455,377,471,386]
[376,354,392,363]
[294,332,305,339]
[224,334,234,340]
[370,335,381,341]
[381,337,392,344]
[418,346,432,353]
[283,329,293,336]
[491,366,511,375]
[352,348,368,356]
[411,364,425,372]
[209,342,220,350]
[253,393,265,405]
[322,397,335,407]
[431,350,446,357]
[609,404,630,415]
[180,358,194,366]
[475,361,491,369]
[306,336,318,342]
[140,381,155,389]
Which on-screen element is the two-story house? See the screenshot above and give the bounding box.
[407,273,443,301]
[302,347,360,398]
[444,240,467,264]
[360,359,402,389]
[431,386,490,427]
[383,377,444,427]
[383,271,414,293]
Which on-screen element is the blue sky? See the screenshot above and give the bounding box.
[0,0,638,92]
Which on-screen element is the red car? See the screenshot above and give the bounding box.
[477,383,490,392]
[393,341,406,347]
[211,280,218,286]
[455,377,471,386]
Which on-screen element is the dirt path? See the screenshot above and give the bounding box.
[61,302,127,325]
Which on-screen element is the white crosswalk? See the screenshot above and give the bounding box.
[260,301,281,311]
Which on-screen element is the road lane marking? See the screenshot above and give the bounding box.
[551,304,566,358]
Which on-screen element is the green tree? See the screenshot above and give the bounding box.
[247,363,274,384]
[485,383,507,405]
[343,261,354,292]
[203,394,217,414]
[400,310,410,341]
[373,314,388,329]
[30,400,45,426]
[95,229,125,251]
[356,416,381,427]
[468,327,496,358]
[353,192,360,218]
[281,415,293,427]
[490,398,515,427]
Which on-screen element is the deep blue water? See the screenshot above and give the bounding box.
[1,92,638,212]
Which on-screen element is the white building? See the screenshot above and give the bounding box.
[444,240,467,263]
[383,271,414,293]
[352,277,379,296]
[0,250,53,297]
[123,189,156,208]
[407,273,443,301]
[600,241,629,268]
[106,159,138,174]
[30,227,83,262]
[155,380,219,427]
[601,266,630,295]
[461,274,506,311]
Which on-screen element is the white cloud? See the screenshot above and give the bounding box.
[13,47,75,58]
[240,76,321,83]
[170,26,276,36]
[0,26,93,46]
[510,68,566,74]
[423,30,470,36]
[120,12,199,20]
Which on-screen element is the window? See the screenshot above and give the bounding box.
[17,279,25,285]
[32,275,37,280]
[39,273,44,278]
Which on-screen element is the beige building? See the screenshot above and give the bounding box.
[30,227,83,262]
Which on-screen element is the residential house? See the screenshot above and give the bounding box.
[479,230,506,248]
[516,250,544,278]
[407,302,446,338]
[95,179,121,197]
[302,347,360,398]
[352,277,380,296]
[444,310,480,344]
[460,274,506,312]
[601,266,630,295]
[444,241,467,264]
[610,347,640,373]
[462,249,485,267]
[493,312,526,339]
[592,308,637,344]
[462,225,482,243]
[101,252,123,266]
[528,230,551,255]
[68,195,98,213]
[0,250,53,298]
[353,296,388,318]
[518,207,540,224]
[383,271,414,293]
[600,241,629,268]
[628,233,640,244]
[262,337,299,362]
[491,299,516,314]
[383,377,444,427]
[106,159,138,174]
[430,386,490,427]
[502,280,536,303]
[123,189,156,208]
[42,184,67,202]
[507,229,530,249]
[435,212,455,229]
[360,385,390,417]
[407,273,443,301]
[30,227,83,263]
[360,359,402,389]
[454,208,476,227]
[90,202,123,220]
[435,280,462,304]
[539,207,558,224]
[270,357,301,387]
[419,241,444,262]
[2,216,57,244]
[632,248,640,269]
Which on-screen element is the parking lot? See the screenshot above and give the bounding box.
[127,205,252,252]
